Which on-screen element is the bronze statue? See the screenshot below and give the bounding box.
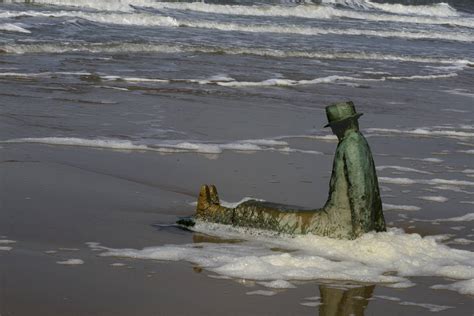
[190,101,386,239]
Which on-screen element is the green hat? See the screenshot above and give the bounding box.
[324,101,363,128]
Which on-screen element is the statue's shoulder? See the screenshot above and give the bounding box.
[341,132,370,153]
[343,131,366,144]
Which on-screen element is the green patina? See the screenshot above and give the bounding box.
[192,101,386,239]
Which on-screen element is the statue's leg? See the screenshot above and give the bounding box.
[195,185,343,237]
[196,184,233,225]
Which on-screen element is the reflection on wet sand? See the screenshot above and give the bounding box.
[192,233,244,244]
[319,284,375,316]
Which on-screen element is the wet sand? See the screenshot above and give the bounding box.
[1,143,472,315]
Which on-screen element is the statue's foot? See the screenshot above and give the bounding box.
[196,184,222,220]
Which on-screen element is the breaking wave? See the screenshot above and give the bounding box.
[0,71,460,88]
[2,43,472,67]
[2,0,474,29]
[2,9,472,41]
[0,23,31,33]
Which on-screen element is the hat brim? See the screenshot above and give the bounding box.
[324,113,363,128]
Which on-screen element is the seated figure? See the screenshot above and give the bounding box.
[193,101,386,239]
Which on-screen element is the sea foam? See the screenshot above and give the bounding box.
[366,127,474,139]
[87,225,474,296]
[1,137,322,155]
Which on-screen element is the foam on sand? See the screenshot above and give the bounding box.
[258,280,295,289]
[432,213,474,222]
[56,259,84,265]
[0,239,16,244]
[246,290,276,296]
[220,197,265,209]
[0,71,462,88]
[383,203,421,211]
[0,23,31,34]
[2,137,322,155]
[376,165,432,175]
[366,127,474,139]
[87,225,474,296]
[447,238,474,245]
[379,177,474,187]
[417,196,449,203]
[431,279,474,296]
[0,239,16,251]
[300,301,322,307]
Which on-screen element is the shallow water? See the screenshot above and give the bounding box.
[0,0,473,314]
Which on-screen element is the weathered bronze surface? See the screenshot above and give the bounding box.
[193,101,386,239]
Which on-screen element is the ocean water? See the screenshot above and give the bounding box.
[1,0,473,313]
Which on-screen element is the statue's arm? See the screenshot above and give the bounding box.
[343,141,372,236]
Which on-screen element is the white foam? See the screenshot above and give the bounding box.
[258,280,295,289]
[246,290,276,296]
[375,295,401,301]
[431,279,474,296]
[383,203,421,211]
[216,73,458,88]
[220,197,265,209]
[360,1,458,17]
[401,157,444,163]
[447,238,474,245]
[366,128,474,139]
[0,246,13,251]
[460,201,474,205]
[377,165,432,175]
[460,149,474,154]
[445,89,474,99]
[300,302,322,307]
[0,23,31,34]
[379,177,474,187]
[2,10,179,28]
[398,301,454,312]
[433,213,474,222]
[433,185,474,195]
[6,70,455,89]
[87,225,474,296]
[0,239,16,244]
[3,137,150,151]
[56,259,84,265]
[2,137,323,156]
[284,134,338,141]
[417,196,449,203]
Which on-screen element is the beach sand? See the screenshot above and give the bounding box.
[1,143,472,315]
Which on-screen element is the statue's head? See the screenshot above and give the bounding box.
[324,101,363,139]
